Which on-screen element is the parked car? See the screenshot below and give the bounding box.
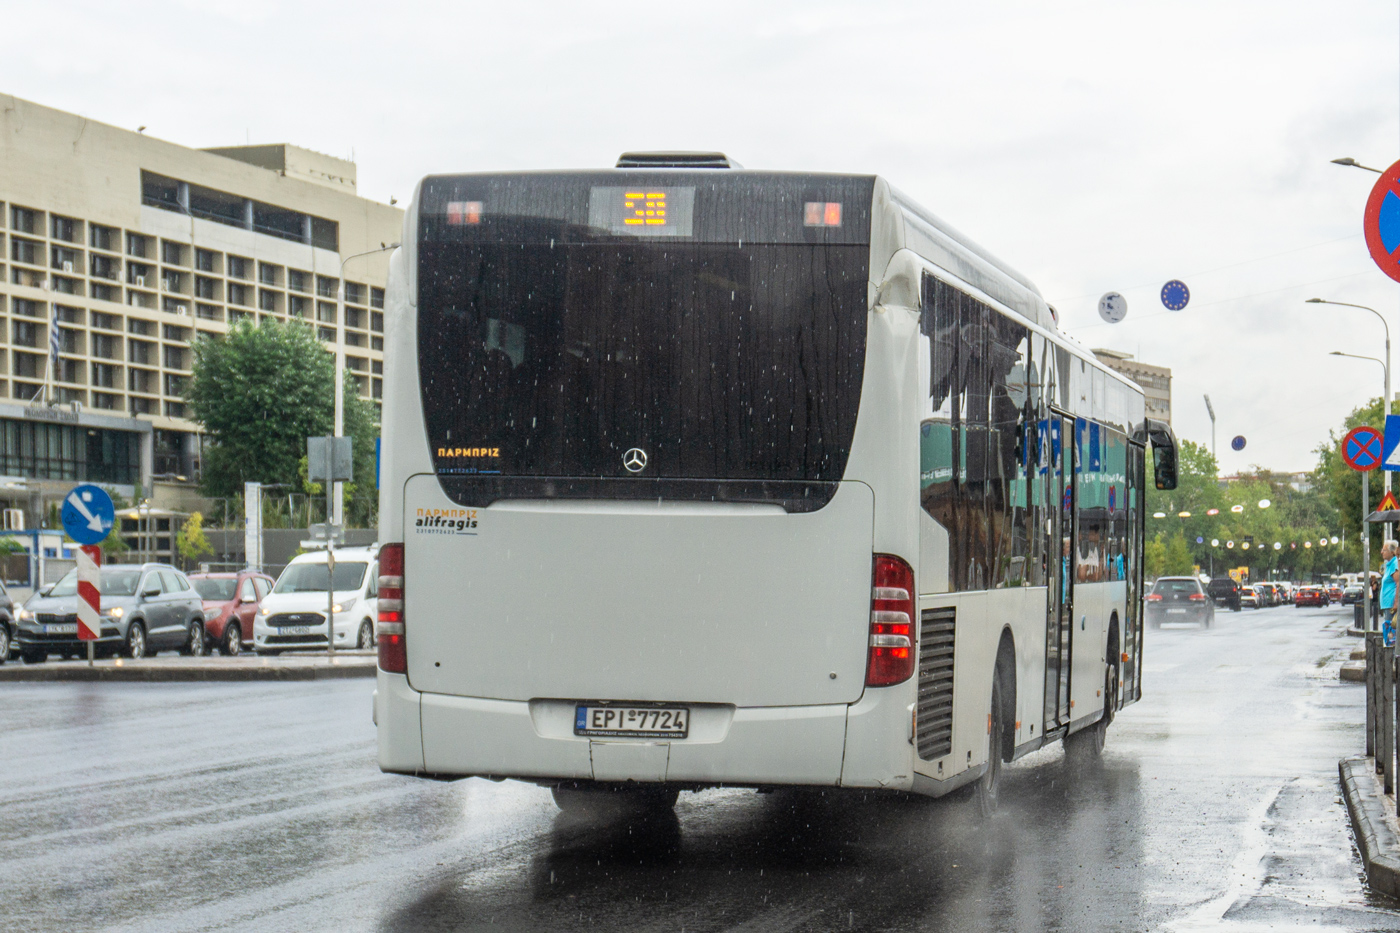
[188,570,276,656]
[253,546,379,655]
[1240,586,1260,609]
[13,563,205,662]
[1294,586,1330,607]
[0,580,18,664]
[1207,577,1242,612]
[1341,585,1365,606]
[1327,585,1344,602]
[1146,576,1214,628]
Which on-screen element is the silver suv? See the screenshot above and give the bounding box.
[14,562,205,662]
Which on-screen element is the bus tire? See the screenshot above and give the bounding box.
[1065,662,1117,760]
[974,667,1006,817]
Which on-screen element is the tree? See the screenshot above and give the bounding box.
[176,511,213,569]
[1164,533,1195,576]
[1145,535,1167,579]
[188,319,381,527]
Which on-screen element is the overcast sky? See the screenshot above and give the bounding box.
[5,1,1398,473]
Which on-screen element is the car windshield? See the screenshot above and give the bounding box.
[273,562,367,594]
[1153,580,1199,594]
[192,578,238,601]
[47,569,143,598]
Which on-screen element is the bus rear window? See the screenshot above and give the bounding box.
[417,174,872,487]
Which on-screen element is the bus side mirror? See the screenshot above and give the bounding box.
[1135,419,1178,491]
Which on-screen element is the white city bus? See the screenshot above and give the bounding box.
[373,153,1178,812]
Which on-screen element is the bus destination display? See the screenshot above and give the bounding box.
[588,186,695,237]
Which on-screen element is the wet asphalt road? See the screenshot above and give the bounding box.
[1,603,1396,932]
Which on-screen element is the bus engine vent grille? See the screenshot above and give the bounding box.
[916,607,956,761]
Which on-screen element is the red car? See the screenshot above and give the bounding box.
[188,571,275,655]
[1294,586,1330,607]
[1326,585,1344,602]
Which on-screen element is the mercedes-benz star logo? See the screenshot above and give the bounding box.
[623,448,648,473]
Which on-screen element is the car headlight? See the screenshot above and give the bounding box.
[202,607,220,621]
[15,608,32,622]
[101,606,124,618]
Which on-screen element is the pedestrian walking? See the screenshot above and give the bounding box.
[1383,540,1400,648]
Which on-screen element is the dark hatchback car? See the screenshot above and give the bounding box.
[188,570,274,655]
[1207,577,1242,612]
[14,563,206,662]
[1342,585,1365,606]
[1146,576,1215,628]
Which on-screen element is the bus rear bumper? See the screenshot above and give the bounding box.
[388,685,856,787]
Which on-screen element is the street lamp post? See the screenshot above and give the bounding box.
[1329,350,1387,641]
[1316,297,1393,534]
[333,243,399,526]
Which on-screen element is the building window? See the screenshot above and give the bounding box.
[92,363,119,388]
[9,207,38,234]
[10,238,38,265]
[12,352,41,378]
[371,287,384,309]
[93,392,119,410]
[371,336,383,351]
[51,277,77,295]
[258,262,279,286]
[90,224,116,252]
[51,216,78,242]
[128,340,153,365]
[196,304,222,321]
[127,262,152,287]
[289,270,309,293]
[162,324,189,341]
[11,321,38,348]
[0,419,140,484]
[317,302,336,324]
[126,233,150,258]
[289,295,308,318]
[162,271,183,293]
[50,246,79,272]
[371,311,384,332]
[316,276,338,299]
[129,396,154,415]
[371,360,383,375]
[228,283,248,306]
[58,358,83,384]
[13,299,43,319]
[92,312,120,331]
[345,308,363,329]
[258,289,278,312]
[91,283,118,303]
[345,282,364,305]
[93,333,120,359]
[345,332,364,347]
[163,346,187,370]
[128,368,155,394]
[90,254,119,280]
[228,256,249,280]
[57,306,84,325]
[164,373,187,396]
[195,248,217,273]
[317,327,335,342]
[161,241,185,266]
[195,276,218,300]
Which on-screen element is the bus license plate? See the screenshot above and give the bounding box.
[44,623,77,634]
[575,706,689,738]
[283,626,312,635]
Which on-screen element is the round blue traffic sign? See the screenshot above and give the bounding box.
[1343,425,1384,472]
[1231,435,1246,452]
[60,484,115,545]
[1161,280,1190,311]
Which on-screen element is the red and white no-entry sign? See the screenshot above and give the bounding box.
[76,545,101,641]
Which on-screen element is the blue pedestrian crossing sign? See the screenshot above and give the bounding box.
[60,483,115,545]
[1385,416,1400,472]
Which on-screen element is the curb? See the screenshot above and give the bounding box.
[1340,756,1400,898]
[0,660,376,682]
[1342,660,1367,682]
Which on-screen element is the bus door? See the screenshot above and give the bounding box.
[1044,412,1075,732]
[1124,441,1146,703]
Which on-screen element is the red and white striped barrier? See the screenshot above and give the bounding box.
[76,544,100,641]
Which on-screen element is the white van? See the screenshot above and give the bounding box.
[254,545,379,654]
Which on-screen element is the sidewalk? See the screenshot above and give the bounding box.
[1340,756,1400,898]
[0,651,376,682]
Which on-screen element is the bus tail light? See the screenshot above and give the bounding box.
[866,554,915,687]
[377,542,406,673]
